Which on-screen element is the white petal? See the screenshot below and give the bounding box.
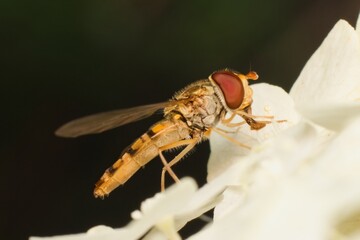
[297,102,360,131]
[191,117,360,240]
[86,226,114,235]
[290,19,360,104]
[213,121,321,221]
[197,16,360,240]
[208,83,299,181]
[30,178,197,240]
[107,178,197,239]
[174,160,248,228]
[143,216,181,240]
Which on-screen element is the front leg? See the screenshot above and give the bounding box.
[237,106,270,130]
[220,111,246,128]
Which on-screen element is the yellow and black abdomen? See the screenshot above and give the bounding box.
[94,117,190,198]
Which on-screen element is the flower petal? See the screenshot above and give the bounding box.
[297,102,360,131]
[30,178,197,240]
[208,83,299,181]
[290,20,360,104]
[191,117,360,240]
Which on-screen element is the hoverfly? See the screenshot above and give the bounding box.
[55,69,271,198]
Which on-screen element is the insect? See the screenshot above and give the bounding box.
[55,69,271,198]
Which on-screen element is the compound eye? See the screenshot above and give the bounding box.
[212,71,244,109]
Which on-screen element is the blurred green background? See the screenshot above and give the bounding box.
[1,0,359,239]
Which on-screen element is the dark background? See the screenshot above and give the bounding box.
[1,0,359,239]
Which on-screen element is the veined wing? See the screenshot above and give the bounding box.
[55,102,172,138]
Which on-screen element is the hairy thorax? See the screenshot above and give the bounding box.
[164,79,224,130]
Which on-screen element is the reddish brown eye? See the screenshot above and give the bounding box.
[212,71,244,109]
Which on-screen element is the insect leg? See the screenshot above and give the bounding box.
[220,111,250,133]
[211,127,250,149]
[235,106,273,130]
[220,112,247,129]
[158,138,199,191]
[220,111,236,124]
[236,109,274,120]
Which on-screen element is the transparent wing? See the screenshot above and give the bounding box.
[55,102,172,138]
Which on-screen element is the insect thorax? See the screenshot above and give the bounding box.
[165,79,224,130]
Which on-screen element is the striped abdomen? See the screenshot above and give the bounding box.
[94,117,190,198]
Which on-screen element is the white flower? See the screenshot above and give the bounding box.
[193,13,360,240]
[30,13,360,240]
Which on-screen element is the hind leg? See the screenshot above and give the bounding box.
[158,138,199,191]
